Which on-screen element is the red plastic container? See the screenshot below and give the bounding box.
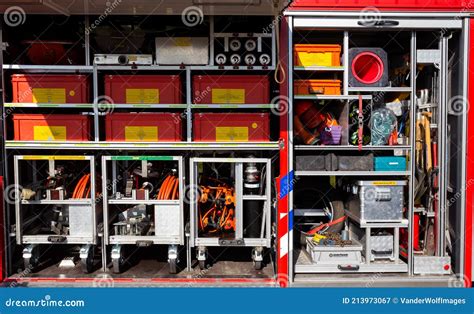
[105,113,182,142]
[104,75,182,104]
[11,74,89,103]
[193,113,270,142]
[13,114,91,141]
[193,75,270,104]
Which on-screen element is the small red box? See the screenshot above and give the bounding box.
[11,74,89,103]
[13,114,91,141]
[193,75,270,104]
[193,113,270,142]
[105,113,182,142]
[104,75,182,104]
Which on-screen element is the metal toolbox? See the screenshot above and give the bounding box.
[306,238,363,266]
[193,113,270,142]
[347,181,406,222]
[155,37,209,65]
[11,74,89,103]
[413,256,452,275]
[362,233,395,261]
[192,75,270,104]
[104,75,182,104]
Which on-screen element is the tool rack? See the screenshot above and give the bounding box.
[102,156,184,274]
[189,157,273,270]
[13,155,98,273]
[285,11,469,285]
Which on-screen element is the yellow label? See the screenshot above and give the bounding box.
[32,88,66,103]
[125,89,160,104]
[373,181,397,186]
[212,89,245,104]
[298,52,333,67]
[216,127,248,142]
[174,37,192,46]
[125,126,158,142]
[33,126,66,141]
[23,155,86,160]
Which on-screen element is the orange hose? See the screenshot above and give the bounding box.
[157,176,171,200]
[164,177,176,200]
[171,178,179,200]
[77,174,90,199]
[72,174,88,199]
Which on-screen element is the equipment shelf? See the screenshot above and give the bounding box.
[5,141,281,151]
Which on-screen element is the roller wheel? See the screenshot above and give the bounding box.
[81,246,94,274]
[112,258,121,274]
[198,260,206,270]
[169,258,177,274]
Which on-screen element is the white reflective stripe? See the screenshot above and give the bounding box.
[280,233,288,258]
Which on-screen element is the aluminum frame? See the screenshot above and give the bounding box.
[13,155,98,246]
[101,155,185,247]
[189,157,272,248]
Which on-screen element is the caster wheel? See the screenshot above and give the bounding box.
[254,261,263,270]
[23,245,40,271]
[198,260,206,270]
[112,258,121,274]
[81,246,94,274]
[169,258,177,274]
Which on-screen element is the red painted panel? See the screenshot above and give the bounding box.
[277,17,290,287]
[289,0,474,11]
[464,18,474,288]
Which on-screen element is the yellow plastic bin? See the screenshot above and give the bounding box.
[294,44,342,67]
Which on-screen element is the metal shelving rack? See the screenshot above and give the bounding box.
[287,16,415,279]
[101,155,184,274]
[13,155,98,273]
[1,14,285,283]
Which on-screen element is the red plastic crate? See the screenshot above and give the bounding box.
[104,75,182,104]
[11,74,89,103]
[193,113,270,142]
[13,114,91,141]
[193,75,270,104]
[105,113,182,142]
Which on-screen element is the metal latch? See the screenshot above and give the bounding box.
[48,235,67,242]
[136,240,153,247]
